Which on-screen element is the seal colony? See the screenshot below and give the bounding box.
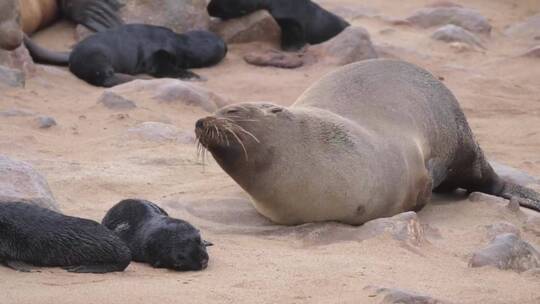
[196,59,540,225]
[207,0,349,50]
[0,202,131,273]
[102,199,211,271]
[24,24,228,87]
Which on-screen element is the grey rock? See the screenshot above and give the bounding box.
[36,116,57,129]
[0,108,34,117]
[0,65,24,87]
[110,79,226,112]
[209,10,281,45]
[0,44,36,75]
[407,7,492,34]
[98,91,138,110]
[0,155,58,211]
[522,46,540,58]
[524,216,540,237]
[431,24,484,48]
[127,121,194,144]
[505,14,540,41]
[244,49,304,69]
[469,233,540,272]
[120,0,209,33]
[266,211,436,246]
[364,286,452,304]
[484,222,520,240]
[310,26,377,65]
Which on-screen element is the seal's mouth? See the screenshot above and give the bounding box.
[195,116,260,161]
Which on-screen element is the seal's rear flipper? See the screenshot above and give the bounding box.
[4,260,39,272]
[23,35,70,66]
[64,264,127,274]
[501,182,540,212]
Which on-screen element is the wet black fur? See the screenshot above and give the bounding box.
[102,199,211,271]
[207,0,349,50]
[0,202,131,273]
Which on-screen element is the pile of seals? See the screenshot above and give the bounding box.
[0,199,210,273]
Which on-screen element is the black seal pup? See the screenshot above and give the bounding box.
[0,202,131,273]
[207,0,349,50]
[24,24,228,87]
[102,199,212,271]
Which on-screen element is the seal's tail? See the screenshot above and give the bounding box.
[23,35,70,66]
[499,182,540,212]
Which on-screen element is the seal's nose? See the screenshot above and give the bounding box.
[195,119,204,130]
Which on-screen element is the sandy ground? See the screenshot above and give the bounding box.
[1,0,540,303]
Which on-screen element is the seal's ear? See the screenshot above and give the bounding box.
[203,240,214,247]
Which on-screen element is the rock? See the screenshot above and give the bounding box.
[407,7,492,34]
[0,155,59,211]
[505,14,540,41]
[309,26,378,65]
[0,44,36,75]
[491,161,540,186]
[120,0,209,33]
[448,42,475,53]
[431,25,484,48]
[127,122,194,144]
[524,216,540,237]
[0,108,34,117]
[0,65,24,87]
[0,0,23,51]
[469,233,540,272]
[361,211,431,245]
[244,49,304,69]
[36,116,57,129]
[98,91,138,110]
[364,286,452,304]
[268,211,436,246]
[484,222,521,240]
[522,46,540,58]
[209,10,281,45]
[109,79,226,112]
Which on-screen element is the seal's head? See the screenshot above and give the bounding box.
[207,0,262,20]
[195,102,298,187]
[0,0,23,50]
[147,219,212,271]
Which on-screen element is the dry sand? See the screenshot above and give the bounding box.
[1,0,540,303]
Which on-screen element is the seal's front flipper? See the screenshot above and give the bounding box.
[5,260,39,272]
[277,19,306,51]
[64,264,126,274]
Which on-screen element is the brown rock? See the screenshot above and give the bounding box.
[364,286,452,304]
[0,155,59,211]
[120,0,209,33]
[407,7,492,34]
[209,10,281,46]
[469,233,540,272]
[244,49,304,69]
[310,26,377,65]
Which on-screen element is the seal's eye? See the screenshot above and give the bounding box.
[271,108,283,113]
[226,109,239,114]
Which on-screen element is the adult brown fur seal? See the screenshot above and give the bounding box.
[0,0,122,48]
[195,59,540,225]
